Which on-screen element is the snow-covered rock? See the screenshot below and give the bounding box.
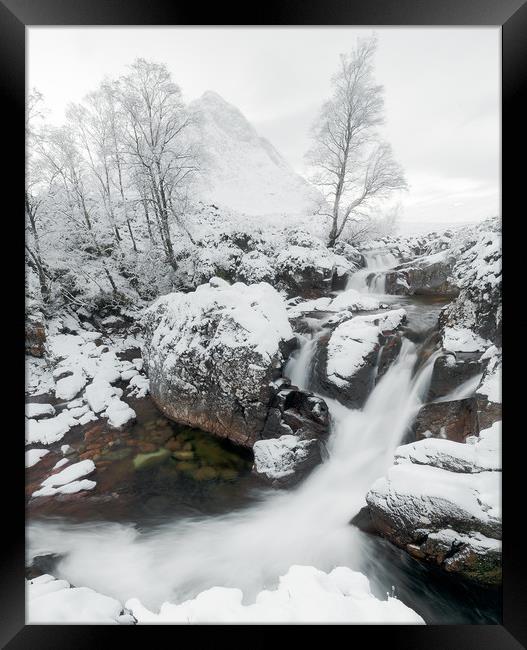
[25,403,55,420]
[27,574,135,624]
[366,421,501,585]
[85,379,123,414]
[25,448,50,468]
[142,278,295,447]
[275,245,352,298]
[104,398,136,429]
[126,565,423,624]
[439,219,501,346]
[26,411,78,446]
[32,459,97,498]
[55,370,87,401]
[253,435,315,481]
[313,309,406,408]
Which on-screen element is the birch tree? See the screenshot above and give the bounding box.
[118,59,199,269]
[307,36,406,248]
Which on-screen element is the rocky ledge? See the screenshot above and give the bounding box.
[366,421,501,586]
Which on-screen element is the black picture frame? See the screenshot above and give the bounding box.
[4,0,525,646]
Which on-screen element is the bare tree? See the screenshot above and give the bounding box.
[306,36,407,248]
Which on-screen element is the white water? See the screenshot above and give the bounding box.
[28,335,438,611]
[346,250,398,294]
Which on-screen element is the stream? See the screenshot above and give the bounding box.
[26,255,501,624]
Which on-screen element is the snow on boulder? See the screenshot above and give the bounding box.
[40,459,95,488]
[104,398,136,429]
[439,219,501,346]
[366,421,501,585]
[25,403,55,420]
[25,448,49,468]
[442,327,489,353]
[275,245,353,298]
[313,309,407,408]
[32,459,97,498]
[253,435,315,481]
[26,411,78,446]
[142,279,295,447]
[236,251,276,284]
[85,379,123,414]
[55,370,87,401]
[26,574,135,624]
[126,565,423,624]
[127,374,149,398]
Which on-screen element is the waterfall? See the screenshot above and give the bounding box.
[28,337,439,610]
[346,250,398,294]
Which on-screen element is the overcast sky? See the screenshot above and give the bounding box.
[27,27,500,225]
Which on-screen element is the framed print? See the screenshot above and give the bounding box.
[1,0,525,646]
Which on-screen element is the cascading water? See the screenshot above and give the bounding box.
[346,250,398,294]
[28,335,439,611]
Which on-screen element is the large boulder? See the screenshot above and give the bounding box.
[366,421,501,586]
[412,398,478,443]
[427,353,482,401]
[312,309,407,408]
[438,220,501,346]
[275,245,352,298]
[384,251,459,297]
[142,278,297,447]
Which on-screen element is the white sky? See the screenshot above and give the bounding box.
[27,27,500,225]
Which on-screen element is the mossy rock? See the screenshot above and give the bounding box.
[173,461,198,473]
[219,468,239,481]
[192,466,219,481]
[133,448,170,470]
[103,448,133,462]
[171,450,195,461]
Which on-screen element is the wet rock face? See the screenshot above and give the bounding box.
[427,353,482,401]
[413,398,478,443]
[384,255,459,297]
[26,317,47,358]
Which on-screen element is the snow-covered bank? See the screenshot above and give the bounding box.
[367,421,501,585]
[126,565,423,624]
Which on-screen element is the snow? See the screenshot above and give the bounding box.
[55,370,87,400]
[395,421,501,474]
[442,327,489,353]
[53,458,70,470]
[190,91,320,219]
[85,379,123,414]
[253,435,314,479]
[32,479,97,498]
[127,374,149,398]
[329,289,381,312]
[326,309,406,387]
[26,411,78,446]
[27,574,132,624]
[25,448,49,468]
[104,398,136,428]
[126,565,423,624]
[25,403,55,419]
[144,278,293,363]
[476,354,501,404]
[367,419,502,544]
[41,459,95,488]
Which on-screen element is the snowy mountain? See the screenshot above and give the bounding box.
[190,91,320,219]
